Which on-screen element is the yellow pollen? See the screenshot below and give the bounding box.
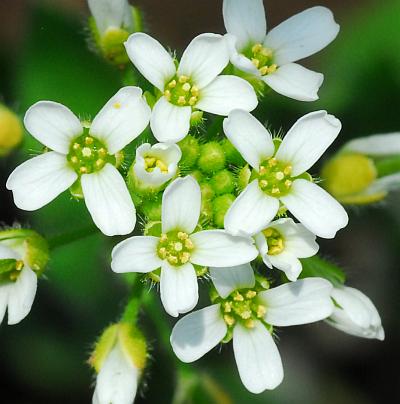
[164,90,171,100]
[168,256,178,265]
[252,43,263,54]
[95,159,104,168]
[224,315,235,326]
[259,166,267,175]
[285,180,292,188]
[284,165,292,175]
[178,232,188,240]
[246,290,257,299]
[271,187,280,195]
[159,247,167,259]
[260,180,268,188]
[73,143,80,150]
[180,252,191,264]
[275,171,285,180]
[257,305,267,318]
[98,148,107,157]
[160,234,168,243]
[224,302,232,313]
[174,242,183,252]
[168,80,177,88]
[268,158,277,167]
[189,97,197,106]
[113,102,121,109]
[263,228,273,237]
[82,147,92,157]
[184,238,194,250]
[269,64,278,73]
[15,260,24,271]
[144,157,156,168]
[71,156,79,164]
[245,319,255,329]
[80,167,88,174]
[191,86,199,96]
[252,58,260,68]
[85,137,94,145]
[233,292,244,302]
[261,48,273,57]
[182,83,191,92]
[179,75,189,83]
[240,310,252,320]
[155,159,168,173]
[177,96,186,106]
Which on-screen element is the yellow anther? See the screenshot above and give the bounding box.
[155,159,168,173]
[224,302,232,313]
[259,166,267,175]
[285,180,292,188]
[158,247,167,259]
[80,166,88,174]
[73,143,80,150]
[95,159,104,168]
[180,252,191,264]
[174,242,183,252]
[268,64,278,73]
[144,157,156,169]
[178,232,188,240]
[260,180,268,188]
[191,86,199,96]
[271,187,280,195]
[168,255,178,265]
[82,147,92,157]
[179,75,190,83]
[98,148,107,158]
[260,48,273,57]
[233,292,244,302]
[275,171,285,181]
[252,43,263,54]
[189,96,197,106]
[182,83,191,92]
[269,246,282,255]
[263,228,273,237]
[168,80,177,88]
[245,319,255,329]
[15,260,24,271]
[283,165,292,175]
[259,66,269,76]
[113,102,121,109]
[70,156,79,164]
[9,272,19,282]
[177,96,186,106]
[246,290,257,299]
[164,90,171,101]
[160,234,168,243]
[257,305,267,318]
[240,310,252,320]
[184,238,194,250]
[252,58,260,69]
[224,315,235,326]
[268,158,277,167]
[85,137,94,145]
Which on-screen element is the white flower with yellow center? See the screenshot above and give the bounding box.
[125,32,258,143]
[326,285,385,340]
[7,87,151,236]
[223,0,339,101]
[171,264,333,393]
[133,142,182,189]
[254,218,319,281]
[223,109,348,239]
[0,244,37,325]
[111,176,258,317]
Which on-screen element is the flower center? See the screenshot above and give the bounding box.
[164,75,199,107]
[263,227,285,255]
[67,133,114,175]
[157,231,195,266]
[144,156,168,173]
[257,157,293,197]
[221,289,267,329]
[247,43,277,76]
[0,259,24,283]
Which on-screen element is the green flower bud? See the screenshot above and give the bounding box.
[198,142,226,174]
[190,111,204,127]
[141,198,162,221]
[213,194,235,228]
[0,105,23,156]
[221,139,245,166]
[209,169,235,195]
[200,183,215,201]
[178,135,200,169]
[190,170,204,183]
[237,165,251,192]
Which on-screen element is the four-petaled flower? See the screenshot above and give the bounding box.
[171,263,334,393]
[125,32,258,143]
[6,87,151,236]
[111,176,258,317]
[223,109,349,238]
[223,0,339,101]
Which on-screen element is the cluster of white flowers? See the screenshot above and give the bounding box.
[1,0,386,403]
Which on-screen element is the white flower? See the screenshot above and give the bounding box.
[125,32,258,143]
[223,0,339,101]
[7,87,151,236]
[254,218,319,281]
[171,264,333,393]
[133,142,181,189]
[223,109,348,239]
[88,0,134,35]
[111,176,258,317]
[0,243,37,325]
[326,286,385,340]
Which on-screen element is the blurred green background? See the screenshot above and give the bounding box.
[0,0,399,403]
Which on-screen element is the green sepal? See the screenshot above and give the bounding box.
[375,155,400,177]
[300,255,346,286]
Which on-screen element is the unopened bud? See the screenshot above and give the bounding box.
[198,142,226,174]
[0,105,23,156]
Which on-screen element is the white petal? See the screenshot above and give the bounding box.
[233,322,283,393]
[7,267,37,325]
[24,101,82,154]
[343,133,400,156]
[265,6,339,65]
[150,97,191,143]
[254,233,272,268]
[162,176,201,234]
[88,0,131,33]
[81,164,136,236]
[95,344,138,404]
[225,34,260,75]
[196,76,258,116]
[223,110,274,169]
[224,181,280,237]
[264,64,323,102]
[260,277,333,326]
[280,180,348,239]
[209,264,255,298]
[178,33,229,89]
[268,252,302,282]
[190,230,258,267]
[160,261,198,317]
[125,33,176,90]
[0,244,20,260]
[223,0,267,51]
[0,286,9,325]
[170,304,227,362]
[364,173,400,195]
[6,152,77,211]
[90,87,151,154]
[111,236,162,274]
[276,111,341,176]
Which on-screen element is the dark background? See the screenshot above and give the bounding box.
[0,0,399,403]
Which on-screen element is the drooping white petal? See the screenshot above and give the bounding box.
[223,0,267,51]
[162,176,201,235]
[196,76,258,116]
[364,173,400,195]
[265,6,339,65]
[111,236,162,274]
[223,110,274,169]
[259,277,334,326]
[0,286,9,325]
[327,286,384,340]
[224,181,280,237]
[160,261,198,317]
[90,87,151,154]
[276,111,341,176]
[343,133,400,156]
[170,304,227,362]
[178,34,229,89]
[125,33,176,90]
[6,152,77,211]
[81,164,136,236]
[94,344,138,404]
[233,322,283,393]
[88,0,132,34]
[209,264,255,298]
[24,101,82,154]
[225,34,260,75]
[280,180,348,239]
[268,251,303,282]
[190,230,258,267]
[150,97,192,143]
[263,63,323,102]
[6,266,37,325]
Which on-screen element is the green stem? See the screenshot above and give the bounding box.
[47,225,99,250]
[121,274,145,324]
